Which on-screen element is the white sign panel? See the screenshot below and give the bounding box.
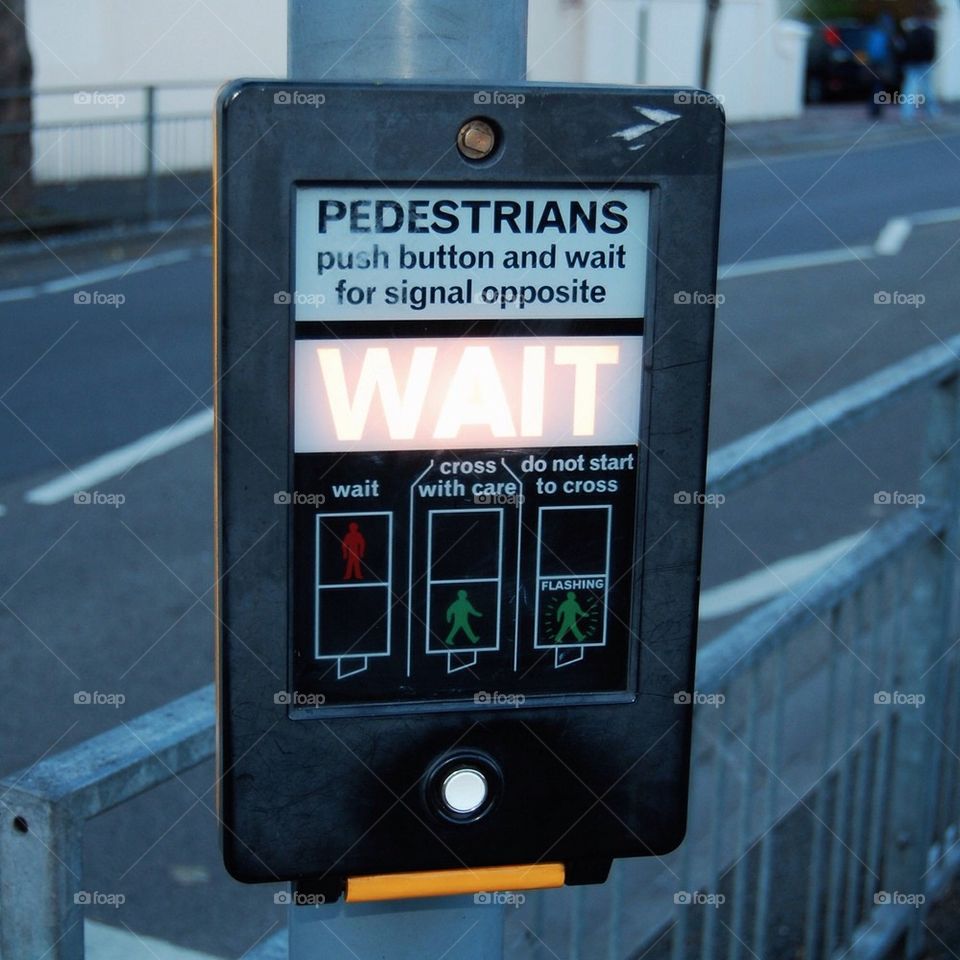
[294,187,649,321]
[294,336,643,452]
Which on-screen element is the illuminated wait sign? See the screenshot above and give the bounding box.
[294,336,643,452]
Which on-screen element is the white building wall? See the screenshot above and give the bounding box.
[25,0,285,180]
[936,4,960,101]
[529,0,810,122]
[22,0,813,181]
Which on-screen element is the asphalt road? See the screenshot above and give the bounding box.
[1,128,959,956]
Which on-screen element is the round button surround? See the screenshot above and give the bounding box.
[424,751,502,824]
[441,767,488,815]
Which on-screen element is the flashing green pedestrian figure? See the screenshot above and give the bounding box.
[445,589,482,646]
[555,591,588,644]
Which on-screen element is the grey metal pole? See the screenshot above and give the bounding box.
[288,0,527,82]
[285,1,527,957]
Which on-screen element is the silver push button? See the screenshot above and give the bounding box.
[441,767,488,815]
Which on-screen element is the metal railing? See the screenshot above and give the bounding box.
[2,335,959,960]
[0,82,218,231]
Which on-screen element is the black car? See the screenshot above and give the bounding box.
[805,20,873,102]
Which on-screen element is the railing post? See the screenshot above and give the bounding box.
[144,84,158,221]
[881,372,960,958]
[0,789,84,960]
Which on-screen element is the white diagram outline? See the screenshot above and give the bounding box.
[407,461,435,678]
[533,504,612,668]
[425,507,504,671]
[500,458,525,672]
[314,510,393,679]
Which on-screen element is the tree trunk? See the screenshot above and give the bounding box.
[0,0,34,219]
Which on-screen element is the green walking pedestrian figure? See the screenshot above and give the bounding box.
[445,589,482,646]
[555,591,588,644]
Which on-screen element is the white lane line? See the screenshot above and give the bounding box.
[719,246,873,280]
[910,206,960,226]
[0,247,211,304]
[25,408,212,506]
[699,531,866,622]
[0,504,6,518]
[86,920,225,960]
[720,205,960,279]
[874,216,912,256]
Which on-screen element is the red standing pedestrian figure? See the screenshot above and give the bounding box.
[341,522,366,580]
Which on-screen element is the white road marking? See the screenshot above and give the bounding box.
[0,247,210,304]
[0,504,6,517]
[909,206,960,226]
[874,216,912,256]
[720,205,960,279]
[719,246,873,279]
[24,408,213,506]
[699,531,867,621]
[86,920,225,960]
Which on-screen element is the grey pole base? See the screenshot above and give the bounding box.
[289,894,506,959]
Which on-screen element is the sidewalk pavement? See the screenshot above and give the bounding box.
[727,101,960,160]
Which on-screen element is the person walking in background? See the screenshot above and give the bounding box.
[866,13,899,118]
[900,1,941,122]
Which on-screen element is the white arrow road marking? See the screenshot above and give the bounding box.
[24,408,213,506]
[720,205,960,279]
[874,216,912,256]
[910,206,960,226]
[612,106,681,149]
[720,246,874,279]
[699,531,867,621]
[0,247,210,304]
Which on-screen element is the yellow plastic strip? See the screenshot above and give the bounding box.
[346,862,565,903]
